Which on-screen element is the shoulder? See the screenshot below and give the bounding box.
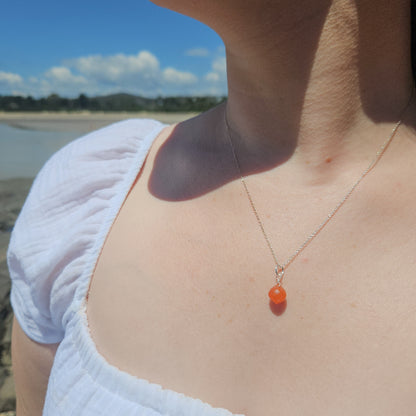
[7,118,166,344]
[38,118,164,177]
[28,118,165,215]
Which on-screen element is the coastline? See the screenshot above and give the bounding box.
[0,111,199,133]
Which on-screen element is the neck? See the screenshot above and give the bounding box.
[218,0,414,177]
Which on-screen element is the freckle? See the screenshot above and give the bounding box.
[325,157,332,164]
[306,160,310,165]
[350,302,357,308]
[211,295,216,300]
[246,303,250,309]
[205,289,209,294]
[300,316,304,320]
[228,318,233,324]
[217,313,222,318]
[352,244,357,249]
[249,277,255,283]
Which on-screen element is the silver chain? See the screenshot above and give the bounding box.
[224,90,414,285]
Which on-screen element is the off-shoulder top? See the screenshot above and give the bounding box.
[7,119,245,416]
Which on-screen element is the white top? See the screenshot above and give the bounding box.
[7,119,245,416]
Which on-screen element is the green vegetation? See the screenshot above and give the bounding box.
[0,93,226,113]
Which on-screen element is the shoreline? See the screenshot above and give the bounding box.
[0,111,198,133]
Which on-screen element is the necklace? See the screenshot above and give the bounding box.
[224,91,414,305]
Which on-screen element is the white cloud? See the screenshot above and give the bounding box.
[38,67,88,97]
[205,72,220,83]
[62,51,199,95]
[162,67,197,85]
[0,71,23,85]
[212,56,226,74]
[67,51,160,83]
[202,56,227,95]
[185,48,210,57]
[0,49,228,98]
[45,66,88,84]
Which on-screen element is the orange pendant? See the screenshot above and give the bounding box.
[268,284,286,304]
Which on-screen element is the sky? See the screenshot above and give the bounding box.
[0,0,227,98]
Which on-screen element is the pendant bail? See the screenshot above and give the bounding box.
[275,265,285,286]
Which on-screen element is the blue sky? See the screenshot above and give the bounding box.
[0,0,227,97]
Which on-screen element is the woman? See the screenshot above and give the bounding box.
[9,0,416,415]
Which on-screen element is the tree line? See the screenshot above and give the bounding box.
[0,93,227,113]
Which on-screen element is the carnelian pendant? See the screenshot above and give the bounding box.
[268,284,287,304]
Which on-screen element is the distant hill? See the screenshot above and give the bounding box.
[92,93,155,111]
[0,93,226,113]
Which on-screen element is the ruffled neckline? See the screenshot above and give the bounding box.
[71,304,244,416]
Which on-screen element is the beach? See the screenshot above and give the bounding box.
[0,111,198,413]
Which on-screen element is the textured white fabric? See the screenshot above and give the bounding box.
[7,119,244,416]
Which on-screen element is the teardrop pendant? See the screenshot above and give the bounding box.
[269,265,286,304]
[268,284,287,304]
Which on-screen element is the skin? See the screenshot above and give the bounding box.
[13,1,416,415]
[151,0,415,165]
[12,317,59,415]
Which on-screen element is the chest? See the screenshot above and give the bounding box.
[86,175,416,416]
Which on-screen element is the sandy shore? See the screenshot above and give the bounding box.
[0,111,199,134]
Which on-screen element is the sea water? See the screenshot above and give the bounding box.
[0,123,82,180]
